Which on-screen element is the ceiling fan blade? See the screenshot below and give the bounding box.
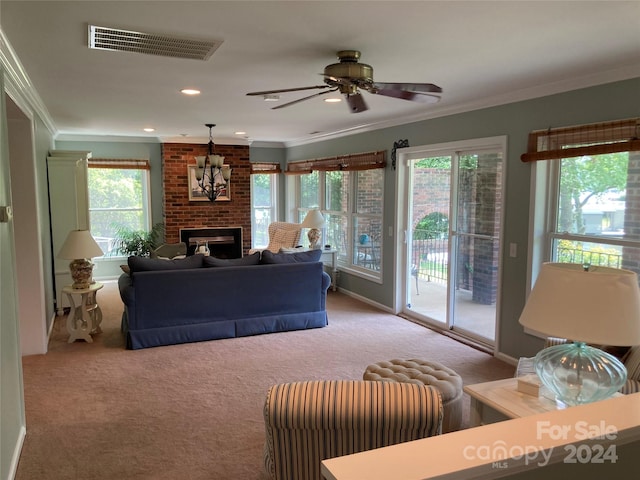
[346,93,368,113]
[246,85,328,96]
[369,82,442,103]
[272,88,338,110]
[373,82,442,94]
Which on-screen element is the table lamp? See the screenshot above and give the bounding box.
[301,209,325,249]
[519,262,640,406]
[58,230,104,289]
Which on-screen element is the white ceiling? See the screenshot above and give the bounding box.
[2,1,639,147]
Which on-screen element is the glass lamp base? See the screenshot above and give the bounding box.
[534,342,627,406]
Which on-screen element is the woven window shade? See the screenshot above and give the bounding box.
[250,162,282,174]
[521,118,640,162]
[88,158,150,170]
[286,150,386,175]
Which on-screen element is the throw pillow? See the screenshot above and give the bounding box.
[203,252,261,267]
[267,228,300,252]
[279,246,306,253]
[128,254,204,273]
[260,249,322,264]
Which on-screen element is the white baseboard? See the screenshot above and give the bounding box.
[334,288,393,313]
[495,351,519,366]
[6,425,26,480]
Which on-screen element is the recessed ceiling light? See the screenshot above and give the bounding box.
[181,88,201,95]
[143,127,155,132]
[325,98,342,103]
[235,131,247,135]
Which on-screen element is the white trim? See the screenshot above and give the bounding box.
[0,29,56,136]
[494,351,519,367]
[336,287,394,314]
[6,425,26,480]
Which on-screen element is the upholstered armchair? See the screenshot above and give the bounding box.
[545,337,640,394]
[263,380,443,480]
[249,222,302,255]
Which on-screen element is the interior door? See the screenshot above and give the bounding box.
[399,139,505,347]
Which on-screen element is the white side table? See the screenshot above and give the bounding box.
[320,248,338,291]
[62,282,103,343]
[464,377,565,427]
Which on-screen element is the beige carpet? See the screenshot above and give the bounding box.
[16,281,514,480]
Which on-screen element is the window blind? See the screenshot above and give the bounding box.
[521,118,640,163]
[285,150,386,174]
[88,158,150,170]
[250,162,282,174]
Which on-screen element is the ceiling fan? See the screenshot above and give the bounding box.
[246,50,442,113]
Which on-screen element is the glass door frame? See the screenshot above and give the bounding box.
[394,136,507,353]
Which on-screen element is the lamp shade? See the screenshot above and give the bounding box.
[58,230,104,260]
[519,263,640,346]
[301,209,325,229]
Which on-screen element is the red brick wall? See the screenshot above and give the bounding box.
[161,143,252,254]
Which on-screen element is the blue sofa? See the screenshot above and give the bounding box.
[118,251,331,349]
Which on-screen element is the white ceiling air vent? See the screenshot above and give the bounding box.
[88,25,222,61]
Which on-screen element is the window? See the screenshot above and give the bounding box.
[526,119,640,279]
[290,151,385,278]
[549,151,640,273]
[87,159,151,257]
[251,174,278,249]
[250,162,281,249]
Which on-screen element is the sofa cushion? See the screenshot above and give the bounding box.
[260,249,322,264]
[203,252,261,267]
[128,254,204,273]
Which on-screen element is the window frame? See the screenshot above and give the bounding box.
[527,119,640,294]
[293,168,384,282]
[250,171,279,249]
[87,158,152,258]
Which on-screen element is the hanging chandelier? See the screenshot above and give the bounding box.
[194,123,232,201]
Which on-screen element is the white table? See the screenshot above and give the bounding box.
[62,282,103,343]
[319,248,338,291]
[464,377,565,426]
[321,393,640,480]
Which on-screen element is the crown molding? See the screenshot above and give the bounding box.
[0,28,57,136]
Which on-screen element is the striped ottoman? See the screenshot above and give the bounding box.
[363,358,463,433]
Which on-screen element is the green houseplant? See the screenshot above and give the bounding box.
[111,222,165,257]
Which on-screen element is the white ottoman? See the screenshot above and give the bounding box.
[363,358,463,433]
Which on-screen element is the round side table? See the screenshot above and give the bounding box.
[62,282,103,343]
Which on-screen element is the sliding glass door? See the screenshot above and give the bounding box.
[399,138,505,347]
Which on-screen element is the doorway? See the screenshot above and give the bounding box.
[6,93,49,355]
[396,137,506,348]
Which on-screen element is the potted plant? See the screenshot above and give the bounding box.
[111,222,165,257]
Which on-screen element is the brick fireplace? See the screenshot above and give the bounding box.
[161,143,252,255]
